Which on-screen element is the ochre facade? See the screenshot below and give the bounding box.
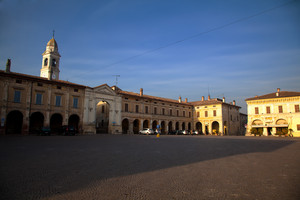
[246,88,300,137]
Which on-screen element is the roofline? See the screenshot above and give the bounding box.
[0,70,87,88]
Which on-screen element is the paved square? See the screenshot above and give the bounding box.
[0,135,299,200]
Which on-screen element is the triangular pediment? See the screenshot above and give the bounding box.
[93,84,116,95]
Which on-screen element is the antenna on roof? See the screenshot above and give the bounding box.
[113,75,120,86]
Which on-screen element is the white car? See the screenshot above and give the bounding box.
[139,128,154,135]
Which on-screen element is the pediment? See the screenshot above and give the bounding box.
[93,84,116,96]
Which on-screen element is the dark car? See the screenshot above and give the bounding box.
[61,125,77,136]
[40,127,51,136]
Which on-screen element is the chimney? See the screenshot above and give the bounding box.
[222,97,225,102]
[5,59,11,73]
[208,95,211,100]
[202,96,205,101]
[178,96,182,103]
[233,100,236,105]
[140,88,143,96]
[276,88,280,97]
[185,98,188,103]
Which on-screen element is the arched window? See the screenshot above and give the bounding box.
[52,59,56,67]
[44,58,48,66]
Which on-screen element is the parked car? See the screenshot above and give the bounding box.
[139,128,154,135]
[40,127,51,136]
[191,130,199,135]
[61,125,77,136]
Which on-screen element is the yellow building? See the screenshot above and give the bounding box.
[245,88,300,137]
[190,96,242,135]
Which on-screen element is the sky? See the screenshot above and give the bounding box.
[0,0,299,113]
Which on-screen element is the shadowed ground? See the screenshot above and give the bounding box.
[0,135,299,200]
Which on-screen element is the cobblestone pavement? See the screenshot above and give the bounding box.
[0,134,299,200]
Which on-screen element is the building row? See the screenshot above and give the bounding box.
[1,37,299,136]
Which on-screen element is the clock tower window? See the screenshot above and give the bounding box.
[44,58,48,66]
[52,59,56,67]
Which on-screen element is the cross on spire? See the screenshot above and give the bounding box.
[52,30,55,38]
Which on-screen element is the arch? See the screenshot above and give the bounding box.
[168,121,172,133]
[44,58,48,66]
[182,122,186,130]
[52,59,56,67]
[175,122,179,130]
[252,119,263,126]
[69,114,80,131]
[29,112,44,134]
[161,121,166,134]
[6,110,23,134]
[196,122,202,134]
[223,121,228,135]
[188,122,191,131]
[50,113,63,134]
[152,120,158,131]
[122,118,129,134]
[212,121,220,134]
[133,119,140,134]
[276,119,288,125]
[96,101,110,133]
[143,120,149,129]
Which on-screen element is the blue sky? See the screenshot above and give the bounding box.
[0,0,299,113]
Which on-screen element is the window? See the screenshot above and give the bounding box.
[136,105,139,113]
[14,91,21,103]
[255,107,259,114]
[162,108,165,115]
[266,106,270,114]
[52,59,56,67]
[36,93,42,105]
[295,105,300,113]
[154,107,157,115]
[16,79,22,84]
[44,58,48,66]
[37,83,43,87]
[74,89,78,92]
[213,110,216,117]
[73,97,78,108]
[205,111,208,117]
[189,112,191,118]
[55,96,61,106]
[177,110,179,117]
[197,112,199,117]
[145,106,148,114]
[101,105,104,113]
[297,124,300,131]
[125,103,128,112]
[183,111,185,117]
[170,109,172,116]
[57,86,61,89]
[278,106,283,113]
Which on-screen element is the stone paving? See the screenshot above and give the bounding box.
[0,134,299,200]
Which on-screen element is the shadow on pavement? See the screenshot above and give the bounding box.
[0,135,297,199]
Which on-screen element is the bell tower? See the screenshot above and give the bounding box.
[40,33,61,80]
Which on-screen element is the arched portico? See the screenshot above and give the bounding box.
[122,118,129,134]
[29,112,44,134]
[212,121,219,135]
[50,113,63,134]
[196,122,202,134]
[6,110,23,134]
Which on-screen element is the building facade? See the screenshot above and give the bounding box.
[0,36,245,135]
[190,96,242,135]
[245,88,300,137]
[117,88,193,134]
